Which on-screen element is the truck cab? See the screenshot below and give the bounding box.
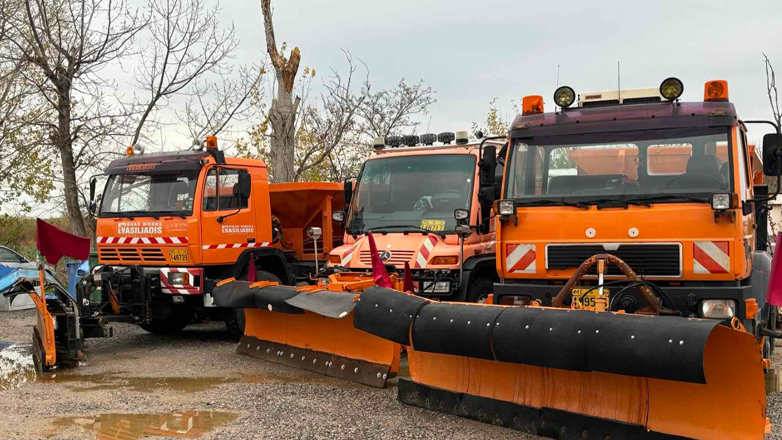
[87,140,296,335]
[490,79,781,343]
[327,132,501,302]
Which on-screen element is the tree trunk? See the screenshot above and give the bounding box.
[56,82,87,236]
[268,82,298,182]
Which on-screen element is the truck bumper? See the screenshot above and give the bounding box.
[493,281,758,322]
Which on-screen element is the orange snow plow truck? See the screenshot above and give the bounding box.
[75,137,343,342]
[354,78,782,439]
[326,132,501,302]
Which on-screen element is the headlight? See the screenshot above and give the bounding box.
[711,193,731,210]
[553,86,576,108]
[422,281,451,293]
[699,299,736,319]
[454,209,469,221]
[659,77,684,101]
[498,199,515,216]
[328,254,341,264]
[168,272,189,285]
[332,211,345,222]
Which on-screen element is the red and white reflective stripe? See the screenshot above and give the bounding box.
[693,241,730,274]
[414,236,439,269]
[506,244,536,274]
[340,238,363,267]
[201,242,270,250]
[159,267,203,294]
[97,236,188,244]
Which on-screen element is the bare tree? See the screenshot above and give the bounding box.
[764,53,781,128]
[358,79,435,138]
[261,0,301,183]
[131,0,238,147]
[175,64,263,144]
[0,0,144,235]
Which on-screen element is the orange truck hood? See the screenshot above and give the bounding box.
[331,234,452,270]
[499,203,748,282]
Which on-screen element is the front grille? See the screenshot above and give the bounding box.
[359,250,416,266]
[546,243,681,277]
[99,247,167,264]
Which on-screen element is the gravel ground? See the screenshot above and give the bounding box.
[1,309,780,440]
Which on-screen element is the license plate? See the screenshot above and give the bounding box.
[169,249,189,263]
[421,219,446,232]
[572,288,610,308]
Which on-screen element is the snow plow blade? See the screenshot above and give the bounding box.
[212,278,401,388]
[355,287,768,439]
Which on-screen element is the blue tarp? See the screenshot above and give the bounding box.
[0,263,66,299]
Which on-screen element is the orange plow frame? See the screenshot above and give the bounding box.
[215,273,402,387]
[353,287,768,440]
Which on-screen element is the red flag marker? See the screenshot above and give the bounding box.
[35,219,90,265]
[368,233,392,288]
[247,255,256,283]
[767,234,782,306]
[403,262,415,293]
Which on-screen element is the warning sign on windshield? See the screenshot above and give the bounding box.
[421,219,446,232]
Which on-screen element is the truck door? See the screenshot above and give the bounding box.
[201,167,257,265]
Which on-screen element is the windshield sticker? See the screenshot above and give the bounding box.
[221,225,254,234]
[117,221,163,235]
[421,219,446,232]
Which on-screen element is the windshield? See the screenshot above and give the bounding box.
[505,128,731,203]
[100,172,199,217]
[346,154,476,235]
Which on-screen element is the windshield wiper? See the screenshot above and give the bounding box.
[515,199,589,209]
[582,198,652,208]
[623,194,711,204]
[366,225,442,236]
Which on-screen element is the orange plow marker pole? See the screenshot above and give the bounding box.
[30,266,56,369]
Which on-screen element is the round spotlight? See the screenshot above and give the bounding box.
[659,77,684,101]
[553,86,576,108]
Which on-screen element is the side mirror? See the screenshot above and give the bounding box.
[454,209,469,225]
[343,179,353,209]
[89,177,97,203]
[763,133,782,176]
[479,145,497,207]
[239,172,252,200]
[332,211,346,223]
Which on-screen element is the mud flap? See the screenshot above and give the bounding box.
[226,281,400,388]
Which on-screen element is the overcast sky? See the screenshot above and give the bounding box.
[212,0,782,142]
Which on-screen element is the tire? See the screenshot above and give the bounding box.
[225,270,282,339]
[466,277,493,303]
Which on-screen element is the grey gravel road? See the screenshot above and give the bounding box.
[1,309,780,439]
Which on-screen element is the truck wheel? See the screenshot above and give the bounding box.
[466,277,493,303]
[225,270,282,340]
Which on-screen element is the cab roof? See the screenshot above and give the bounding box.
[105,150,266,175]
[509,101,737,140]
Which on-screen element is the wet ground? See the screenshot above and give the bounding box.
[0,310,524,440]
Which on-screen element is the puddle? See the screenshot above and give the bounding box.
[241,371,363,389]
[0,344,235,393]
[0,344,38,391]
[53,410,238,440]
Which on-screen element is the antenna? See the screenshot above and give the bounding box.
[425,116,432,133]
[617,61,621,103]
[556,64,561,111]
